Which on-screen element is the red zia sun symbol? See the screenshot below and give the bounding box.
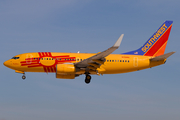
[20,52,76,73]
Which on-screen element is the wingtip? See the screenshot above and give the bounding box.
[113,34,124,48]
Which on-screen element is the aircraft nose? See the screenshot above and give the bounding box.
[3,60,11,68]
[4,61,8,67]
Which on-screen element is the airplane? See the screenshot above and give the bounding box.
[3,21,175,84]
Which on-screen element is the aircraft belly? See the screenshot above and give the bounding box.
[18,66,45,73]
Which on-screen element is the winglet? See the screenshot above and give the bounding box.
[113,34,124,48]
[150,51,175,61]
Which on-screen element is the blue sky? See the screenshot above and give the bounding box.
[0,0,180,120]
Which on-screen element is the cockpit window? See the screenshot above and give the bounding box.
[11,57,20,59]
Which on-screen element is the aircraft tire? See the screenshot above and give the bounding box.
[22,75,26,80]
[85,75,91,84]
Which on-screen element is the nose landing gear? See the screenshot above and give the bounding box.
[22,74,26,80]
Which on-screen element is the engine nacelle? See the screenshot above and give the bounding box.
[56,64,76,79]
[56,74,75,79]
[56,64,75,74]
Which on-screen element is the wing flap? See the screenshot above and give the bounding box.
[92,59,104,64]
[88,63,101,68]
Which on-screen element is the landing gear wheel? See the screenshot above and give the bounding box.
[22,75,26,80]
[85,75,91,84]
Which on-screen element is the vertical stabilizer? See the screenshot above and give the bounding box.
[123,21,173,56]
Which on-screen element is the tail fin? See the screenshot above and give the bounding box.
[123,21,173,56]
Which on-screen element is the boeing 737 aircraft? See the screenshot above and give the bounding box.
[4,21,175,84]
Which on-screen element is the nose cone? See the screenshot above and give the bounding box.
[3,60,11,68]
[4,61,8,67]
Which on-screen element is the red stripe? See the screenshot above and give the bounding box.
[25,58,33,60]
[47,67,50,72]
[144,26,172,56]
[42,52,45,56]
[48,52,52,57]
[45,52,48,56]
[28,65,42,67]
[44,67,47,72]
[55,55,70,58]
[54,67,56,72]
[50,67,54,72]
[21,63,39,66]
[38,52,42,57]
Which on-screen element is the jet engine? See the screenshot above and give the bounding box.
[56,64,76,79]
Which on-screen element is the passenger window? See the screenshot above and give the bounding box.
[49,58,51,60]
[110,60,111,62]
[125,60,127,62]
[112,60,114,62]
[107,60,109,62]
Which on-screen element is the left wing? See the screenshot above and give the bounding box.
[75,34,124,72]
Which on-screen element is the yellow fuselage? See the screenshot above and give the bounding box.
[4,52,165,75]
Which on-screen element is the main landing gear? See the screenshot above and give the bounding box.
[85,74,91,84]
[22,73,26,80]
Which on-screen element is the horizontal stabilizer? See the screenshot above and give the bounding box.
[150,52,175,61]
